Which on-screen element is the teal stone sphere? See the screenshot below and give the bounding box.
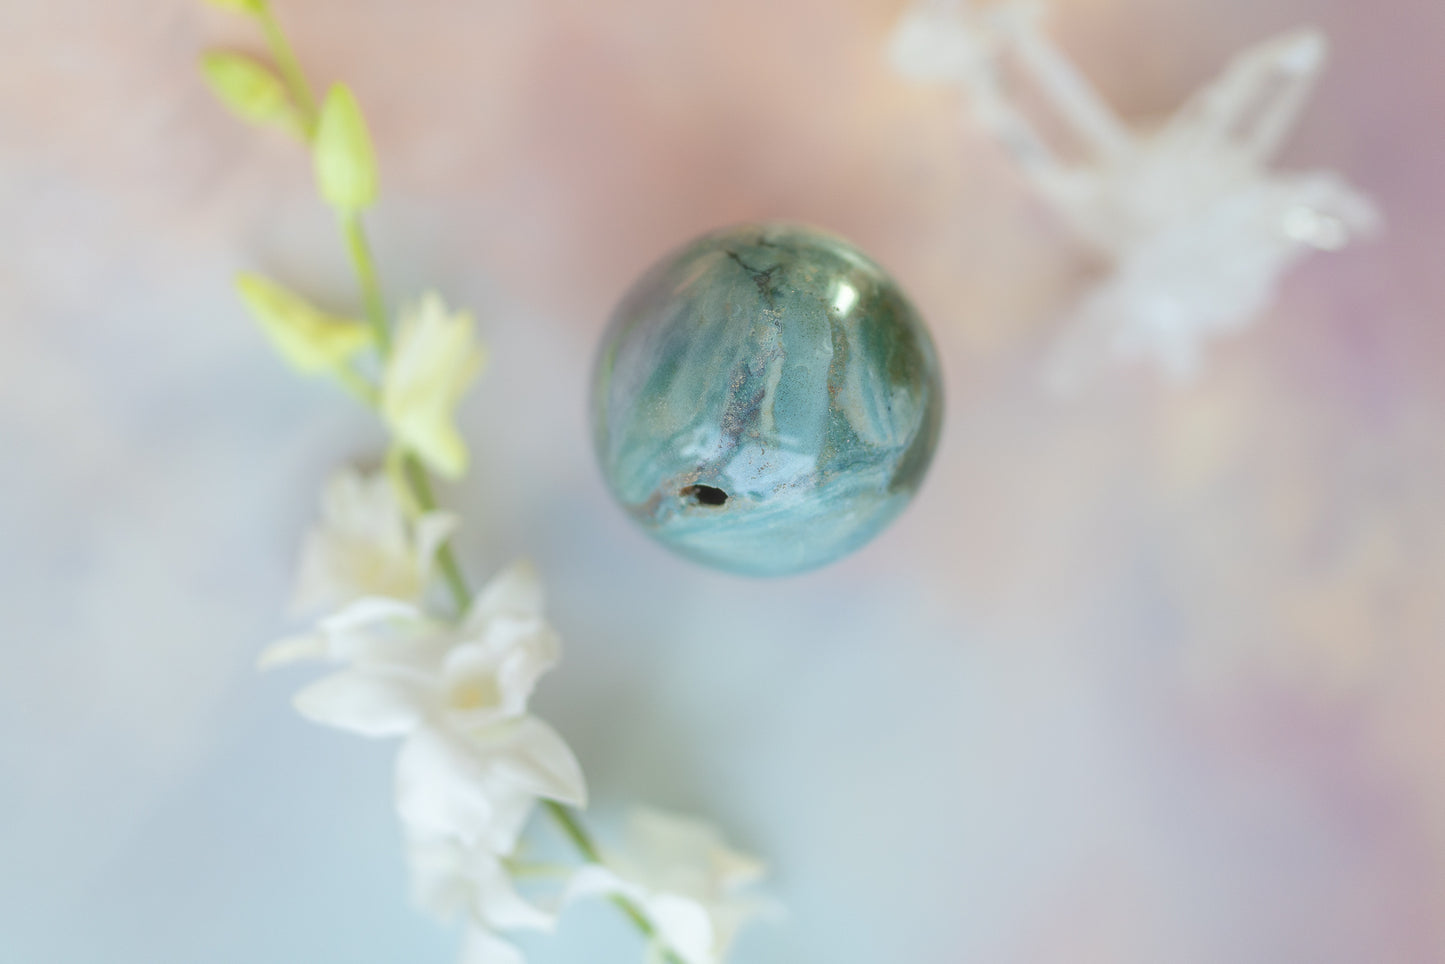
[590,223,943,576]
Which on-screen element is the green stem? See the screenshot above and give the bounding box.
[543,799,604,863]
[400,453,471,614]
[254,1,318,130]
[334,363,378,406]
[503,859,577,880]
[543,802,687,964]
[342,212,391,355]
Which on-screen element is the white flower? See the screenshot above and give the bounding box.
[409,831,554,930]
[382,293,486,479]
[568,809,775,964]
[407,829,555,964]
[888,0,996,87]
[395,715,583,852]
[1034,29,1380,383]
[1049,170,1376,381]
[264,562,587,849]
[289,467,458,615]
[891,4,1380,381]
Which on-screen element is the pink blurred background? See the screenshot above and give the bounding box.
[2,1,1442,961]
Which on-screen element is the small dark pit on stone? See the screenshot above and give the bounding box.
[680,484,729,507]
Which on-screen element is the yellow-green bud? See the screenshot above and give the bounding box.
[200,51,292,127]
[314,85,378,213]
[201,0,265,15]
[236,273,374,374]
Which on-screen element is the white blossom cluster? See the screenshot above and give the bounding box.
[199,1,775,957]
[889,0,1381,382]
[263,464,772,964]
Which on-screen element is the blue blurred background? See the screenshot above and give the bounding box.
[2,0,1442,961]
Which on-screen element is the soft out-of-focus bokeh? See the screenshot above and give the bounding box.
[3,0,1442,961]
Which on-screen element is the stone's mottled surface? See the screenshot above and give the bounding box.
[591,223,944,576]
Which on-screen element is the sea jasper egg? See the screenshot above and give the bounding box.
[590,223,943,577]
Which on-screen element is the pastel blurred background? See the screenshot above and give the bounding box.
[3,0,1442,961]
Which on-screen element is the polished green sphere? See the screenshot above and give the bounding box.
[590,223,943,576]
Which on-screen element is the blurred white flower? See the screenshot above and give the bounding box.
[407,829,556,964]
[263,562,586,849]
[568,809,774,964]
[382,293,486,479]
[290,467,457,615]
[888,0,995,87]
[1034,28,1380,384]
[1049,169,1378,382]
[890,2,1380,382]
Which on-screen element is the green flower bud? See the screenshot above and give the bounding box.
[200,51,293,128]
[314,85,378,213]
[201,0,265,15]
[236,273,374,373]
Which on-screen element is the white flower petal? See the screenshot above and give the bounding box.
[434,564,562,726]
[408,834,475,921]
[396,726,539,850]
[440,643,513,722]
[623,809,733,889]
[489,781,544,855]
[711,847,767,891]
[562,864,638,904]
[397,727,498,837]
[441,622,557,727]
[289,467,435,613]
[472,864,556,933]
[319,595,427,636]
[406,832,556,933]
[293,667,431,737]
[313,597,449,670]
[648,893,717,964]
[458,923,524,964]
[466,561,545,629]
[258,632,326,669]
[491,717,587,808]
[490,642,557,721]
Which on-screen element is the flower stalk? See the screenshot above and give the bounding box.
[341,211,392,354]
[398,452,470,615]
[207,5,723,962]
[252,0,317,127]
[247,0,610,886]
